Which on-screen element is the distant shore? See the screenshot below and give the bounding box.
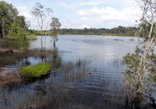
[29,26,137,37]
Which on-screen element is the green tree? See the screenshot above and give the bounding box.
[0,1,18,38]
[0,1,28,39]
[15,16,27,30]
[50,17,61,48]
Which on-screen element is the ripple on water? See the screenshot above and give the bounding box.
[0,35,150,109]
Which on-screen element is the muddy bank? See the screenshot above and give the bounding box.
[0,67,22,86]
[0,49,54,67]
[0,48,20,53]
[0,51,23,67]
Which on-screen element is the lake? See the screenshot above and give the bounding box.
[0,35,155,109]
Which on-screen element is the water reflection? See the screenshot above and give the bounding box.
[49,48,62,70]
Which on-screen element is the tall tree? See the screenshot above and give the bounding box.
[0,1,27,38]
[124,0,156,106]
[32,2,53,50]
[0,1,18,38]
[50,17,61,48]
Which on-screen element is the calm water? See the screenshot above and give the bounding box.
[0,35,155,109]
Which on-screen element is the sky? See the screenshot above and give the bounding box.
[2,0,142,29]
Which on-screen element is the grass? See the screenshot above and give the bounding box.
[25,34,37,40]
[147,74,156,83]
[7,33,37,40]
[20,63,51,78]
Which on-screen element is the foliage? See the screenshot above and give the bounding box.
[33,26,137,36]
[31,2,53,31]
[124,51,141,74]
[0,1,27,38]
[137,22,156,38]
[50,17,61,36]
[60,26,137,36]
[0,1,36,52]
[123,0,156,105]
[8,23,26,38]
[20,63,51,78]
[0,1,17,38]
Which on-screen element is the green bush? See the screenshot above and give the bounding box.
[20,63,51,78]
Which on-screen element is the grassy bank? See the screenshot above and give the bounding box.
[20,63,51,78]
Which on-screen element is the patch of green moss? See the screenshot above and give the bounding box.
[20,63,51,78]
[152,75,156,82]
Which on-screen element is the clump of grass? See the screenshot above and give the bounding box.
[20,63,51,78]
[152,77,156,82]
[147,74,156,84]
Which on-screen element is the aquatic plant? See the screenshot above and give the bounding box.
[20,63,51,78]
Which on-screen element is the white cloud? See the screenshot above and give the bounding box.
[77,3,141,28]
[79,0,109,7]
[17,6,32,18]
[16,6,37,29]
[2,0,143,28]
[59,0,109,9]
[60,0,142,28]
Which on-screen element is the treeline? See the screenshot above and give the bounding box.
[60,26,137,36]
[0,1,28,39]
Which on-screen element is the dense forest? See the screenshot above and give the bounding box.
[30,24,155,37]
[30,26,138,36]
[0,1,28,39]
[60,26,137,36]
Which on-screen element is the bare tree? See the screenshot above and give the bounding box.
[124,0,156,106]
[31,2,53,50]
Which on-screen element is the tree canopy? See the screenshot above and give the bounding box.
[59,26,137,36]
[0,1,27,38]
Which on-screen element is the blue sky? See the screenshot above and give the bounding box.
[2,0,142,29]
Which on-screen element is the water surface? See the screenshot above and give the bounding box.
[1,35,154,109]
